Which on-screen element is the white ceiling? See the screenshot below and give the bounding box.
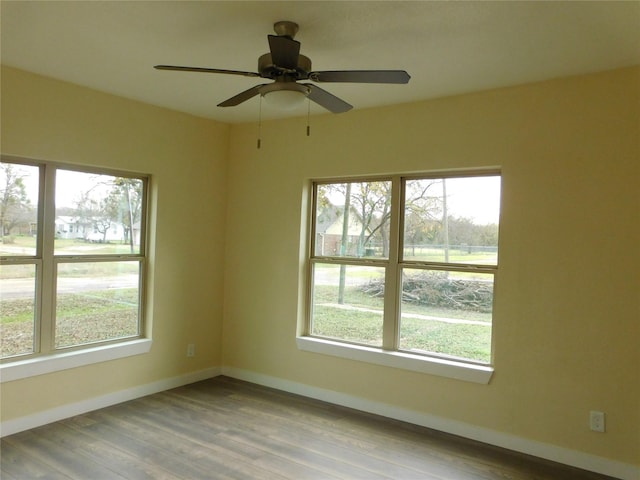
[2,1,639,124]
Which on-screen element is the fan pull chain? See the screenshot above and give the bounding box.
[257,95,263,149]
[306,97,311,137]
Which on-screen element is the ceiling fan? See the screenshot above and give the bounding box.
[154,21,410,113]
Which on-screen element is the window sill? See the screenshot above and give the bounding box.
[296,336,493,384]
[0,338,152,383]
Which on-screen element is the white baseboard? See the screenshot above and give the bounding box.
[2,365,637,480]
[222,367,639,480]
[0,366,221,438]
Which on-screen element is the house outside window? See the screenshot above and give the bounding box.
[0,158,148,361]
[305,172,501,368]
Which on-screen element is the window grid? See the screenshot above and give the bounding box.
[1,157,148,361]
[307,171,500,365]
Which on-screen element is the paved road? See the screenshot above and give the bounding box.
[0,275,138,300]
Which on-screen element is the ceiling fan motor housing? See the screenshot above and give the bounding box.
[258,53,312,80]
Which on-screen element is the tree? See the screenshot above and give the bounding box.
[434,216,499,249]
[71,176,143,250]
[321,181,387,304]
[73,190,114,242]
[319,179,442,258]
[321,181,392,257]
[352,181,392,256]
[109,178,143,252]
[0,163,34,240]
[319,179,441,303]
[403,180,442,255]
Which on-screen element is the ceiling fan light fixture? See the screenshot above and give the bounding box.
[261,83,309,110]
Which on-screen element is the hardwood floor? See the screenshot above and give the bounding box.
[1,376,618,480]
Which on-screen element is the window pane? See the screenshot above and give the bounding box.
[55,170,144,255]
[399,269,493,363]
[311,263,385,346]
[315,180,391,258]
[0,162,39,256]
[0,264,36,357]
[55,261,140,348]
[403,176,500,265]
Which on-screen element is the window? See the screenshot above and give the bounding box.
[1,158,148,362]
[304,172,500,374]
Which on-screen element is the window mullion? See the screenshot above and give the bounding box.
[382,176,402,350]
[39,165,57,354]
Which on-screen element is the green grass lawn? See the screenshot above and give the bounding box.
[402,245,497,263]
[312,284,491,363]
[0,289,139,357]
[398,317,491,362]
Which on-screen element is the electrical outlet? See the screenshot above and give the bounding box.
[589,410,605,432]
[187,343,195,357]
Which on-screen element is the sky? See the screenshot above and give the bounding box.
[9,164,501,225]
[324,175,501,226]
[442,176,501,225]
[7,164,118,210]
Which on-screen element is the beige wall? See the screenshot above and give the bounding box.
[222,66,640,465]
[1,66,229,419]
[1,65,638,468]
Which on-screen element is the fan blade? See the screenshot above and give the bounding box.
[268,35,300,70]
[154,65,260,78]
[217,85,267,107]
[306,84,352,113]
[309,70,410,84]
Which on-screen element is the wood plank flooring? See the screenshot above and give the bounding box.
[1,376,619,480]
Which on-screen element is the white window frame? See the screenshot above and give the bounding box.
[0,156,151,381]
[298,171,500,384]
